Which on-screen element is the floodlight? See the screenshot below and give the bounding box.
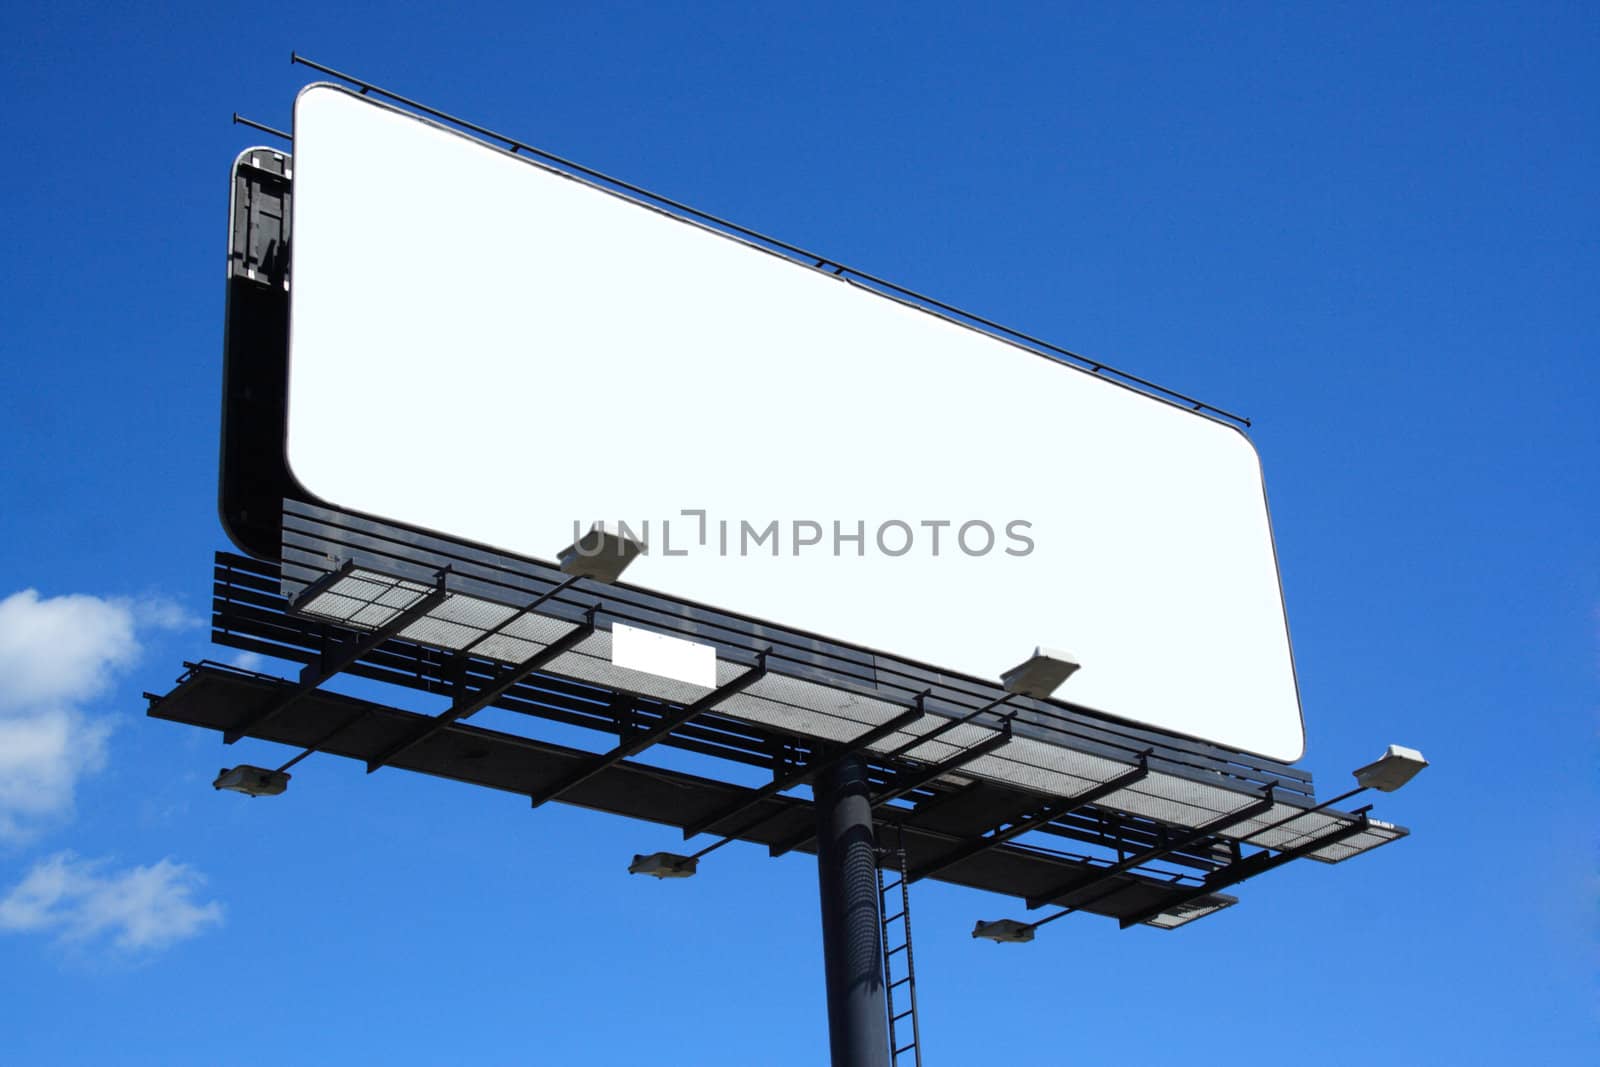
[972,919,1035,943]
[558,523,644,583]
[213,765,290,797]
[1000,647,1081,699]
[629,852,698,879]
[1352,745,1429,792]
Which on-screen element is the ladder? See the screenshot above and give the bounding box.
[879,829,924,1067]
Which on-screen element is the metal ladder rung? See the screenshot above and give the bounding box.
[879,828,923,1067]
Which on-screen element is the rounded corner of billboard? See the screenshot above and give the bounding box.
[230,144,277,172]
[292,81,358,122]
[1213,414,1267,466]
[279,441,332,511]
[1275,728,1308,766]
[294,80,349,103]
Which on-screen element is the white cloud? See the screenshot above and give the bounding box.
[0,851,222,953]
[228,650,264,672]
[0,590,140,712]
[0,588,190,840]
[0,711,111,838]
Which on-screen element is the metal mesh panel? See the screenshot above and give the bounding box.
[396,616,484,650]
[470,633,544,664]
[298,592,368,623]
[1010,737,1137,786]
[890,722,995,763]
[713,672,917,750]
[1233,806,1346,849]
[1145,894,1235,929]
[430,594,518,630]
[1229,807,1407,862]
[745,673,905,724]
[301,579,584,667]
[961,753,1101,798]
[715,690,881,745]
[502,613,581,645]
[467,613,583,666]
[1098,774,1266,830]
[295,569,434,629]
[1307,820,1406,863]
[348,601,403,628]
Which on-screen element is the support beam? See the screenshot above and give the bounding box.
[907,753,1151,884]
[880,693,1009,760]
[769,723,1015,859]
[223,574,448,744]
[682,706,926,841]
[867,724,1013,809]
[529,654,769,808]
[457,574,581,659]
[366,614,596,773]
[1026,787,1278,909]
[814,755,892,1067]
[1117,808,1373,928]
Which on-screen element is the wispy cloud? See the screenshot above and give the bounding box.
[0,589,190,840]
[0,851,223,953]
[228,650,265,672]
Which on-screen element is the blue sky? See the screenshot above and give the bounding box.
[1,3,1594,1063]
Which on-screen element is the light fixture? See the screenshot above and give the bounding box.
[558,523,645,583]
[1352,745,1429,792]
[213,765,290,797]
[972,918,1035,943]
[1000,647,1081,699]
[629,852,698,879]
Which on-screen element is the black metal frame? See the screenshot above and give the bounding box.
[222,565,448,744]
[150,656,1236,918]
[366,611,599,774]
[906,754,1151,884]
[1025,788,1279,909]
[529,655,768,808]
[682,707,925,841]
[767,723,1016,858]
[1115,808,1375,929]
[274,499,1314,803]
[183,547,1394,912]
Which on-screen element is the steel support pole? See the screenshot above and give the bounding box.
[814,755,891,1067]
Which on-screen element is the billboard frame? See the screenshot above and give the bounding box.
[167,57,1420,1067]
[223,82,1308,763]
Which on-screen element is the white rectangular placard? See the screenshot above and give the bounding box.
[285,85,1306,761]
[611,624,718,691]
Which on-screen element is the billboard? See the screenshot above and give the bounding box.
[284,84,1305,761]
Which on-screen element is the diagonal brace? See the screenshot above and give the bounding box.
[682,706,927,841]
[907,752,1151,884]
[1118,808,1373,928]
[366,613,596,773]
[1026,786,1278,909]
[224,574,449,744]
[528,653,769,808]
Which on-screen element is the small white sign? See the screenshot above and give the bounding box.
[611,623,717,690]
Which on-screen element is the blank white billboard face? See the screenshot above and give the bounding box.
[287,85,1305,761]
